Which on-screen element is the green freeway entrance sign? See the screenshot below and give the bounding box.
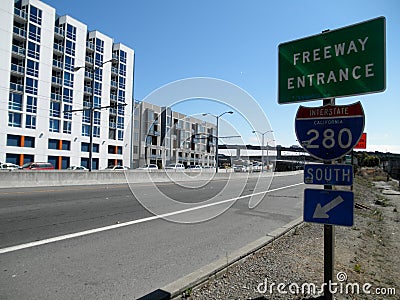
[278,17,386,104]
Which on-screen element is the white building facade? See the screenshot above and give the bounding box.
[0,0,134,169]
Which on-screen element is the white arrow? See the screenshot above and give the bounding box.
[313,196,344,219]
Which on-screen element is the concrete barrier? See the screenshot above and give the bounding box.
[0,170,302,189]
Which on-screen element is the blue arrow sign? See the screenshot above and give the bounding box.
[304,164,353,186]
[295,102,365,161]
[304,189,354,226]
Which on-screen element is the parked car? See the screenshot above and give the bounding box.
[0,162,21,170]
[164,163,185,170]
[106,166,129,171]
[137,164,159,170]
[22,162,54,170]
[67,166,88,171]
[187,165,202,170]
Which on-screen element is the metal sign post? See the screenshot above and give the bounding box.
[323,98,334,300]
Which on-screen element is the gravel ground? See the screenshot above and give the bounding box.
[183,172,400,300]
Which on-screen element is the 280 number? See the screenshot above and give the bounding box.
[306,128,352,149]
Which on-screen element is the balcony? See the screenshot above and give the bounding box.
[10,82,24,92]
[111,66,118,74]
[11,63,25,75]
[53,43,64,54]
[51,93,61,101]
[109,108,117,115]
[54,27,64,38]
[84,70,93,80]
[12,44,25,57]
[52,76,62,86]
[110,81,118,89]
[84,86,93,95]
[52,59,63,69]
[109,122,116,129]
[85,56,94,65]
[86,41,95,51]
[13,26,26,40]
[14,7,27,22]
[110,94,117,101]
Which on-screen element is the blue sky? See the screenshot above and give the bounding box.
[43,0,400,153]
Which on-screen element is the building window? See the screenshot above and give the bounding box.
[25,77,38,95]
[93,126,100,138]
[25,136,35,148]
[63,121,72,134]
[8,112,22,127]
[29,5,42,25]
[63,72,74,88]
[28,23,41,43]
[62,140,71,150]
[26,96,37,113]
[27,41,40,60]
[117,116,124,129]
[49,119,60,132]
[119,63,126,76]
[63,88,73,103]
[66,24,76,40]
[118,130,124,141]
[117,146,123,154]
[26,59,39,77]
[133,146,138,154]
[6,134,21,146]
[93,96,101,108]
[93,111,101,125]
[48,139,58,149]
[118,103,125,115]
[63,104,72,120]
[64,56,75,71]
[94,68,102,81]
[94,81,102,96]
[118,90,125,102]
[65,40,75,56]
[81,142,99,153]
[119,77,126,89]
[82,110,90,123]
[95,53,103,66]
[50,101,61,117]
[82,124,90,136]
[8,92,23,111]
[26,115,36,129]
[95,39,104,53]
[134,132,139,141]
[120,50,127,63]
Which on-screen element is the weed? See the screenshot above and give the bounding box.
[354,263,362,273]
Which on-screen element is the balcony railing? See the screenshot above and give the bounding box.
[52,60,63,69]
[13,26,26,39]
[12,44,26,56]
[110,94,117,101]
[51,93,61,101]
[11,63,25,74]
[84,86,93,94]
[14,8,27,20]
[53,43,64,53]
[86,41,95,51]
[10,82,24,92]
[54,27,64,37]
[52,76,62,85]
[85,56,94,64]
[110,81,118,88]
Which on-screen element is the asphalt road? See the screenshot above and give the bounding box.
[0,172,305,299]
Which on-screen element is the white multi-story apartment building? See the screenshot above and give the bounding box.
[0,0,134,169]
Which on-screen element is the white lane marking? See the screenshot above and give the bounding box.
[0,183,303,254]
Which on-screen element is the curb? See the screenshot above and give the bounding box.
[156,217,303,299]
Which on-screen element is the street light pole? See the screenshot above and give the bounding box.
[252,130,273,172]
[202,111,233,173]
